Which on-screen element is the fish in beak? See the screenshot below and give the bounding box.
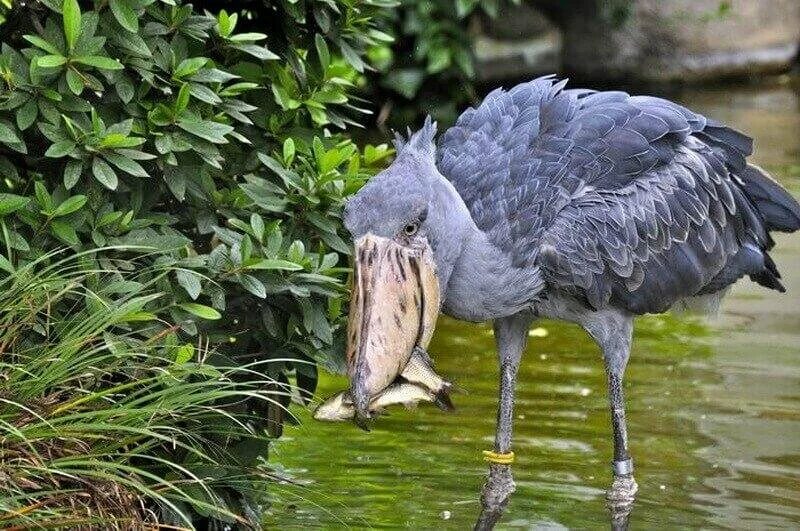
[346,233,440,424]
[314,350,454,422]
[313,383,435,422]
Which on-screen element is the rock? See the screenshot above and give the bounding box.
[474,30,561,82]
[558,0,800,83]
[475,0,800,83]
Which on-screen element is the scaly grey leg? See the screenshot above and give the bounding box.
[580,309,638,503]
[474,312,533,531]
[605,366,638,503]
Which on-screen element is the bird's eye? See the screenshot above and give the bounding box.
[403,223,419,236]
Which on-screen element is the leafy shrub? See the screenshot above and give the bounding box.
[0,1,393,416]
[0,250,291,528]
[0,0,396,524]
[366,0,511,128]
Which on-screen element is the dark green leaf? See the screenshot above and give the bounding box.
[34,181,52,210]
[229,32,267,42]
[383,68,425,99]
[23,35,62,55]
[188,83,221,105]
[64,160,82,189]
[239,274,266,298]
[115,74,134,103]
[315,34,330,69]
[176,269,202,299]
[45,140,76,158]
[339,40,365,72]
[0,122,21,144]
[0,254,14,274]
[53,194,87,216]
[37,55,67,68]
[92,157,118,189]
[177,119,233,144]
[73,55,124,70]
[231,44,279,61]
[0,194,30,216]
[51,219,79,245]
[103,153,148,177]
[66,67,84,94]
[16,101,38,130]
[109,0,138,32]
[250,213,265,242]
[0,157,19,181]
[7,230,29,251]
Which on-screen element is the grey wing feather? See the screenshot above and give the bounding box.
[438,76,800,314]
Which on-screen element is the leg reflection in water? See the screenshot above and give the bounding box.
[473,464,638,530]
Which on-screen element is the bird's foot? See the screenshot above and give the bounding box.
[606,473,636,531]
[606,474,638,504]
[608,495,634,531]
[474,463,515,531]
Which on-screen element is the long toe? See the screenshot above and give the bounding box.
[474,464,515,530]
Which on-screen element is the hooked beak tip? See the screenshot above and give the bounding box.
[354,412,372,432]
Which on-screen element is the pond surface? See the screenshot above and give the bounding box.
[266,81,800,529]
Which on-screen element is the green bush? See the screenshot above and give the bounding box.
[0,0,393,410]
[0,0,396,524]
[367,0,512,128]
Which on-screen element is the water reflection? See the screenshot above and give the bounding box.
[265,82,800,529]
[473,465,635,530]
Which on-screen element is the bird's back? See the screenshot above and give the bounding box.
[437,76,800,314]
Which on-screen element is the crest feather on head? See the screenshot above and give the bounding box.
[393,115,437,158]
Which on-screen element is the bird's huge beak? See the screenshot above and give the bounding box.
[346,233,440,424]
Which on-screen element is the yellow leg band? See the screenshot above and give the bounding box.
[482,450,515,464]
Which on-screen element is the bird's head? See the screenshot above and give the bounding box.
[342,118,473,424]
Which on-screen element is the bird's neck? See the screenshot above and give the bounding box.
[431,182,544,322]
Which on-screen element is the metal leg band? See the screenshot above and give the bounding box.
[612,458,634,476]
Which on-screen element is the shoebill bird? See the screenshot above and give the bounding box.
[342,76,800,528]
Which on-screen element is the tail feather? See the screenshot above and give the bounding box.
[740,164,800,232]
[698,124,753,170]
[751,269,786,293]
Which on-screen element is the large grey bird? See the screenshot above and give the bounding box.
[343,76,800,527]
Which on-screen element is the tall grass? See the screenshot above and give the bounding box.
[0,250,292,529]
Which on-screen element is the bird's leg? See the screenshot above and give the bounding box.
[581,309,638,505]
[597,316,638,504]
[474,312,532,531]
[606,367,637,499]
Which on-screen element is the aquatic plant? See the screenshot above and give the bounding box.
[0,250,301,527]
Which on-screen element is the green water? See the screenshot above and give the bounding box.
[266,82,800,529]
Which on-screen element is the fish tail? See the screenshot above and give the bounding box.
[441,379,467,395]
[433,386,456,412]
